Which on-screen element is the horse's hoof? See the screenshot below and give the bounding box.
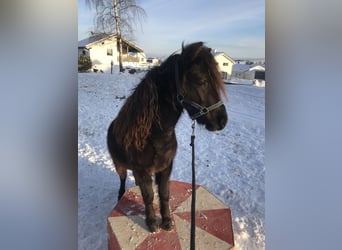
[148,223,159,233]
[161,219,173,231]
[146,219,159,233]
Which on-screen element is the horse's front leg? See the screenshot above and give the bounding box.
[155,163,173,231]
[115,164,127,201]
[133,170,158,232]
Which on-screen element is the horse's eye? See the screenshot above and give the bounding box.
[198,80,207,86]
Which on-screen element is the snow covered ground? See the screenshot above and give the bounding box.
[78,71,265,249]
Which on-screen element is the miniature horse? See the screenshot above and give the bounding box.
[107,42,228,232]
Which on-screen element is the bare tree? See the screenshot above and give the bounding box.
[85,0,146,72]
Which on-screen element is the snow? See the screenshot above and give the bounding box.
[78,71,265,249]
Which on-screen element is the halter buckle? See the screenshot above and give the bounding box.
[177,94,184,104]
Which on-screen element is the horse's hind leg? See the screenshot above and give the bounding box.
[155,164,173,231]
[115,165,127,201]
[133,170,158,232]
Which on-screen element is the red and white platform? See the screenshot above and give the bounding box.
[108,180,234,249]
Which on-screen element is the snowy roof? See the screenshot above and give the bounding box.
[249,65,265,71]
[233,63,265,72]
[212,51,235,64]
[232,64,250,72]
[78,34,144,53]
[78,33,109,48]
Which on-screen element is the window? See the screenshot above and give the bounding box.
[107,48,113,56]
[223,62,229,66]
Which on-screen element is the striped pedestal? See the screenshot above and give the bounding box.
[108,180,234,250]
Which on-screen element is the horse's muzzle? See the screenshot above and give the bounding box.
[202,105,228,131]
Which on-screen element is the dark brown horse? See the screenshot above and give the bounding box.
[107,42,228,232]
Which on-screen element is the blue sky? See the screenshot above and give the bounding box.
[78,0,265,59]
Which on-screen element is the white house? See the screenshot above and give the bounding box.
[78,33,147,72]
[212,51,235,81]
[232,63,265,81]
[146,58,160,67]
[244,65,265,80]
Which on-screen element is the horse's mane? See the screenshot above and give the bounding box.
[112,74,161,151]
[112,42,226,152]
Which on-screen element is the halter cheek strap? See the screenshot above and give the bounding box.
[175,62,223,120]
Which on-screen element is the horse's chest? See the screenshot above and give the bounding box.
[131,130,177,174]
[151,132,177,171]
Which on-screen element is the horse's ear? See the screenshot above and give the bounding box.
[181,41,204,66]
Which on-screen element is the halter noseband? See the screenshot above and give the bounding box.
[175,61,224,120]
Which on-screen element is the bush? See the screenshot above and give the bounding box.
[78,55,92,72]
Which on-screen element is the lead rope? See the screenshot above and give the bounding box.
[190,120,196,250]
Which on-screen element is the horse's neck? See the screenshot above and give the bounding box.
[151,60,183,131]
[158,96,182,130]
[157,82,183,130]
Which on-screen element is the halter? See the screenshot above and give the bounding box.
[175,61,224,120]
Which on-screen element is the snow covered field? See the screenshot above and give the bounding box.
[78,71,265,249]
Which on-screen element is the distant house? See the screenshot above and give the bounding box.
[212,51,235,81]
[245,65,265,80]
[146,57,160,67]
[78,33,147,72]
[232,63,265,81]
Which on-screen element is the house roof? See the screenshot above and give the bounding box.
[78,34,144,53]
[78,33,108,48]
[232,64,250,72]
[233,63,265,72]
[249,65,265,71]
[212,52,235,64]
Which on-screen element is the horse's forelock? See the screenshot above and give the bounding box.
[207,53,228,100]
